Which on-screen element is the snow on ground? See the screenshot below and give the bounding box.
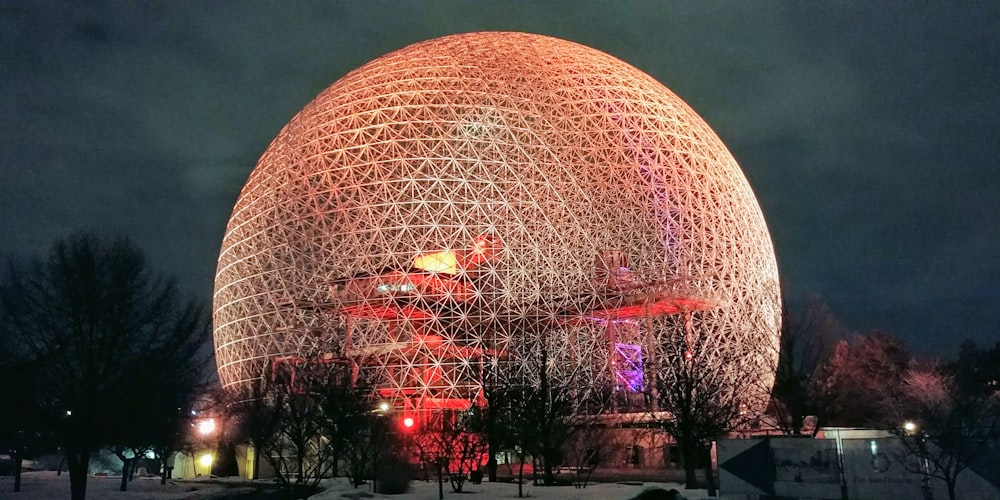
[312,477,714,500]
[0,471,712,499]
[0,472,247,499]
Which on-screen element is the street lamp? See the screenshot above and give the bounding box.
[197,418,217,436]
[903,421,917,435]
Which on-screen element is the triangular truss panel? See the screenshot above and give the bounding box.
[213,32,781,415]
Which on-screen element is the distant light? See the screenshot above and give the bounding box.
[191,410,197,416]
[403,417,415,428]
[197,418,216,435]
[413,250,458,274]
[66,410,72,416]
[378,402,390,413]
[199,454,213,468]
[903,421,917,434]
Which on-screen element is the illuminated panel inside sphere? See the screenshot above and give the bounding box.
[213,32,781,417]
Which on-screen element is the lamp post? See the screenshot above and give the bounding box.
[834,428,848,500]
[902,421,932,500]
[193,417,218,477]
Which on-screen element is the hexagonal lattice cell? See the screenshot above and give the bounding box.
[214,32,781,415]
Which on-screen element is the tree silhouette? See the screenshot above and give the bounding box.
[510,324,607,489]
[769,296,843,435]
[814,331,910,427]
[0,233,211,500]
[650,315,763,490]
[890,341,1000,500]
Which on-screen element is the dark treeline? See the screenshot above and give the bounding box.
[0,233,213,500]
[2,234,995,500]
[769,296,1000,500]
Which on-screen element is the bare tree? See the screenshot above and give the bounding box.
[563,422,616,489]
[890,342,1000,500]
[769,296,842,435]
[410,406,487,495]
[230,359,391,496]
[316,383,375,479]
[147,406,192,485]
[814,330,911,428]
[107,314,208,491]
[233,371,338,497]
[480,355,516,483]
[0,336,44,493]
[339,409,393,489]
[513,327,608,488]
[651,316,763,490]
[232,379,283,480]
[0,233,211,500]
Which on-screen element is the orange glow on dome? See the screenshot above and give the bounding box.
[213,32,781,417]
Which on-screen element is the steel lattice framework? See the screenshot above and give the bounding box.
[214,32,781,416]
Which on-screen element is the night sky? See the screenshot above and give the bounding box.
[2,1,998,357]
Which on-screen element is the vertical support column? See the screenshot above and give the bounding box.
[645,297,659,411]
[683,310,694,363]
[607,318,618,413]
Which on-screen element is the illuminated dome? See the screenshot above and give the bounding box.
[214,32,780,414]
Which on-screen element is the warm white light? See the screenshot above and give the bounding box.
[199,454,213,468]
[378,402,390,413]
[903,421,917,434]
[413,250,459,275]
[197,418,216,435]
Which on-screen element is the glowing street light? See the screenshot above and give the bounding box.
[903,421,917,434]
[199,454,214,468]
[197,418,216,436]
[378,401,390,413]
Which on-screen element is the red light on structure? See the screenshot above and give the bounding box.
[403,416,415,429]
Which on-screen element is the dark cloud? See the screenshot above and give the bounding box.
[2,0,998,356]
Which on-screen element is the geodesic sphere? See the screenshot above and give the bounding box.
[214,32,781,401]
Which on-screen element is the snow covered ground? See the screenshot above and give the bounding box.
[0,471,238,499]
[313,477,711,500]
[1,471,712,499]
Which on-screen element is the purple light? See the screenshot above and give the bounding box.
[614,342,643,392]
